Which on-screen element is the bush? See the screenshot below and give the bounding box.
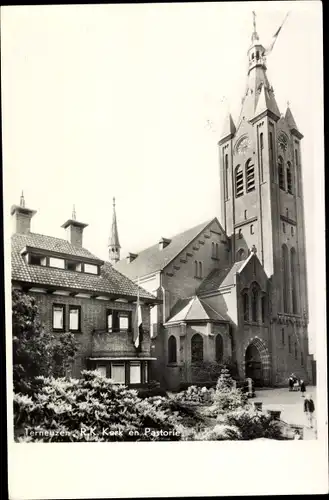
[195,423,242,441]
[14,370,182,442]
[222,408,284,440]
[137,387,168,399]
[173,385,214,405]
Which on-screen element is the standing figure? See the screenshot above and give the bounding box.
[289,376,294,391]
[300,379,306,397]
[304,394,315,428]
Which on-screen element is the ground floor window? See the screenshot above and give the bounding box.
[111,363,125,384]
[130,362,141,384]
[96,365,107,377]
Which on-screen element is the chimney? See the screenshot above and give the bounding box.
[11,192,37,234]
[61,205,88,247]
[126,252,138,263]
[159,237,171,250]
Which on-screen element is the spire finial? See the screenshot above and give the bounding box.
[287,100,290,108]
[20,191,25,208]
[72,204,76,220]
[113,196,116,208]
[251,11,259,42]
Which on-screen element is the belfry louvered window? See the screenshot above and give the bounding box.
[278,156,285,190]
[235,165,243,197]
[287,161,293,194]
[245,159,255,192]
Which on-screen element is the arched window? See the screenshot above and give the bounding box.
[250,224,254,235]
[282,244,289,312]
[290,247,298,313]
[243,292,249,321]
[301,351,304,366]
[216,243,219,258]
[211,242,215,258]
[283,223,286,233]
[245,159,255,192]
[281,328,285,345]
[261,296,266,323]
[238,229,242,239]
[194,260,198,278]
[251,285,258,322]
[199,262,203,278]
[236,248,246,262]
[191,334,203,363]
[215,334,223,363]
[287,161,293,194]
[294,342,297,360]
[168,336,177,363]
[288,335,291,353]
[259,132,264,181]
[224,153,229,200]
[278,156,285,190]
[291,226,294,236]
[235,165,244,197]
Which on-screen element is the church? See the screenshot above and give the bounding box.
[114,17,314,389]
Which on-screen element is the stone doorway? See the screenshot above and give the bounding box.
[244,338,271,387]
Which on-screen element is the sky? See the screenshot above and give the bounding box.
[2,2,324,355]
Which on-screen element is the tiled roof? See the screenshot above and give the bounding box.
[197,260,246,295]
[11,233,157,301]
[115,218,215,280]
[166,296,229,323]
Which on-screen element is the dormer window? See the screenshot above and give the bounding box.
[84,263,98,274]
[66,260,82,272]
[49,257,65,269]
[29,254,47,266]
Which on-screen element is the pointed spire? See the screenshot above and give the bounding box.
[108,197,121,264]
[20,191,25,208]
[253,84,280,122]
[285,105,303,139]
[72,204,76,220]
[218,112,236,145]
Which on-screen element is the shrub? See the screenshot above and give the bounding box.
[14,370,182,442]
[195,423,242,441]
[222,408,284,440]
[173,385,214,405]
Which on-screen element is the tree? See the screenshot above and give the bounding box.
[12,290,78,394]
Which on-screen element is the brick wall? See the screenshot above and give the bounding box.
[29,291,151,378]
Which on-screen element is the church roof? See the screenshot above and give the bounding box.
[11,232,157,301]
[219,113,236,142]
[197,260,246,295]
[115,218,216,280]
[285,106,303,138]
[165,296,229,324]
[253,85,280,120]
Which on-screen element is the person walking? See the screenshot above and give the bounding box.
[289,375,294,392]
[304,394,315,428]
[300,379,306,397]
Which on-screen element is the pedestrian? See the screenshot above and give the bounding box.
[289,376,294,392]
[304,394,315,428]
[300,379,306,397]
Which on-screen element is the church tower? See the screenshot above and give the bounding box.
[218,13,310,382]
[108,197,121,264]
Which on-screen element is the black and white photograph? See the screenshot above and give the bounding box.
[2,1,327,498]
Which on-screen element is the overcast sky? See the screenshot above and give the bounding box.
[2,2,323,354]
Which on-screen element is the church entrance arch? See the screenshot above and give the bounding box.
[244,338,271,387]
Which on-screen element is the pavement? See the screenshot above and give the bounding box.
[253,386,317,440]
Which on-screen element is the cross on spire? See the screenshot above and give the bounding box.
[72,204,76,220]
[251,11,259,42]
